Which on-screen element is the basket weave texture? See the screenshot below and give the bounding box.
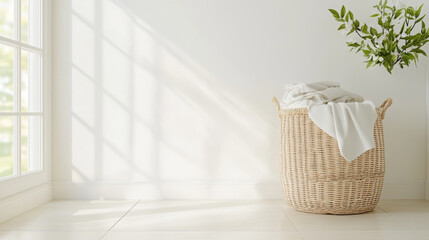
[273,97,392,215]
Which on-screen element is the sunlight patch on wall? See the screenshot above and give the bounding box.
[101,142,131,181]
[131,120,157,181]
[102,40,132,105]
[132,65,158,122]
[67,0,280,188]
[71,15,95,78]
[71,67,95,128]
[101,94,130,155]
[102,0,133,54]
[71,117,95,182]
[71,0,95,25]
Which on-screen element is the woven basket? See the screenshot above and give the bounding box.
[273,97,392,215]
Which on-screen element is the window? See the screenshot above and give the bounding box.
[0,0,43,181]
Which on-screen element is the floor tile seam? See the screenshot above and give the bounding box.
[107,229,301,232]
[99,200,140,240]
[0,230,105,232]
[280,206,305,240]
[376,205,424,231]
[376,205,388,213]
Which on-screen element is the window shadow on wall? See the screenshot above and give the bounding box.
[53,0,283,200]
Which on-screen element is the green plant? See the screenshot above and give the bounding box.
[329,0,429,73]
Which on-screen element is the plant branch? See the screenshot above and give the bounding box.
[380,4,386,34]
[393,57,402,65]
[410,20,417,33]
[355,29,363,38]
[354,28,378,48]
[329,2,429,74]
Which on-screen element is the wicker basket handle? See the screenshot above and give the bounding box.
[379,97,392,120]
[272,97,280,112]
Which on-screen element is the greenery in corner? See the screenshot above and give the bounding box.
[329,0,429,73]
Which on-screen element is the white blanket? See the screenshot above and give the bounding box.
[308,101,377,161]
[280,82,377,162]
[280,81,364,109]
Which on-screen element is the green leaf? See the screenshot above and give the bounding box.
[422,21,426,33]
[383,61,392,73]
[346,28,355,36]
[389,30,394,40]
[362,49,371,55]
[402,56,409,65]
[341,5,346,18]
[329,9,340,18]
[338,23,346,30]
[345,12,350,22]
[394,10,402,19]
[354,20,360,28]
[410,48,427,56]
[402,52,415,61]
[347,42,360,47]
[400,22,405,34]
[415,15,426,24]
[349,11,354,20]
[362,24,369,34]
[366,60,374,68]
[378,17,384,27]
[355,47,362,53]
[414,52,419,61]
[407,7,415,17]
[416,4,423,18]
[370,13,379,17]
[370,27,378,35]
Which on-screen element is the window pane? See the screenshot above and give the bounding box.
[21,0,40,47]
[0,43,14,112]
[0,117,14,178]
[0,0,15,39]
[21,50,41,112]
[21,0,28,43]
[21,116,41,173]
[20,116,27,172]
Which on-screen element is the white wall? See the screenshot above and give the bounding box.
[427,51,429,200]
[52,0,428,199]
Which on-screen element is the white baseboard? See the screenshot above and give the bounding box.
[381,181,426,199]
[53,181,425,200]
[425,181,429,201]
[0,184,52,224]
[52,181,284,200]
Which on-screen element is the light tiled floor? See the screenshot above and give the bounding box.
[0,200,429,240]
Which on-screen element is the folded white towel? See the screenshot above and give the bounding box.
[280,82,377,162]
[308,101,377,162]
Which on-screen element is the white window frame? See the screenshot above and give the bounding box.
[0,0,50,198]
